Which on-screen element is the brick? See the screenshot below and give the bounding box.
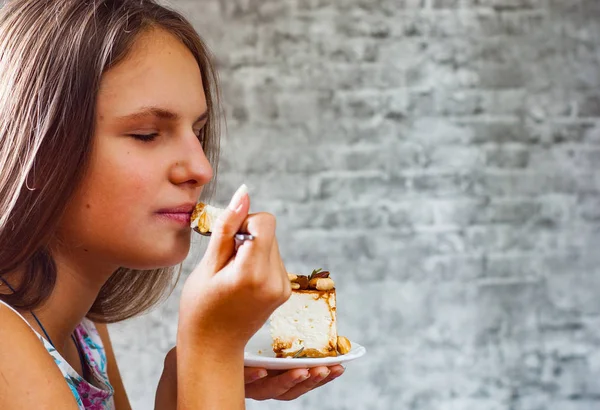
[340,146,392,172]
[465,225,520,253]
[546,272,600,316]
[546,123,597,144]
[426,146,485,169]
[482,253,543,279]
[407,118,476,144]
[421,9,548,37]
[331,0,419,13]
[388,200,436,227]
[328,90,388,119]
[466,224,588,254]
[476,63,526,89]
[246,173,310,202]
[578,195,600,222]
[432,0,463,9]
[407,89,437,115]
[388,143,426,171]
[407,63,480,89]
[312,173,403,202]
[430,197,493,226]
[377,39,422,66]
[333,14,392,39]
[377,228,469,256]
[459,120,538,144]
[245,85,279,122]
[422,254,484,280]
[471,170,600,196]
[479,89,528,116]
[583,123,600,143]
[316,37,380,63]
[475,0,543,10]
[469,37,519,63]
[410,171,474,196]
[573,63,600,94]
[303,63,404,90]
[383,89,409,120]
[310,117,402,145]
[435,90,485,116]
[485,144,530,168]
[217,0,293,20]
[472,198,540,224]
[276,90,323,125]
[534,194,577,227]
[284,203,388,229]
[575,93,600,117]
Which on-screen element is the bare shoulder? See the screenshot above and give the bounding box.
[0,304,79,410]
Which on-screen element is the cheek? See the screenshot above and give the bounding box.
[76,153,158,227]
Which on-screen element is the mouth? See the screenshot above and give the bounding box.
[156,204,196,214]
[155,203,196,226]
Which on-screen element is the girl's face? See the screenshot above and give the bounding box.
[56,28,213,270]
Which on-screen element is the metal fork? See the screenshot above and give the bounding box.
[292,347,305,358]
[193,226,254,243]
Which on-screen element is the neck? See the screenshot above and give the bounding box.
[3,244,118,352]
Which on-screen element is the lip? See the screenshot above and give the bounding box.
[156,203,196,214]
[155,203,196,227]
[156,212,192,225]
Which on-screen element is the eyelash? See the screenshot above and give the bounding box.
[129,129,205,143]
[130,133,159,142]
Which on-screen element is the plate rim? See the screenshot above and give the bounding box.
[244,339,367,369]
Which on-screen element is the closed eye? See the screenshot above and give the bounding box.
[129,133,158,142]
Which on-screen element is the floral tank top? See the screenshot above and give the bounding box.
[0,300,115,409]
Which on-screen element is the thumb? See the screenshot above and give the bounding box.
[202,184,250,273]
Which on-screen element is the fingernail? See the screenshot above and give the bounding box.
[294,372,310,383]
[331,370,344,379]
[228,183,248,212]
[252,370,267,382]
[316,370,330,380]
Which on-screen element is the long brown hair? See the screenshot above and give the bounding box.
[0,0,220,323]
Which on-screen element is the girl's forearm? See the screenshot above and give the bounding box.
[175,333,245,410]
[155,348,178,410]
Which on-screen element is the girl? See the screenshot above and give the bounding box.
[0,0,344,409]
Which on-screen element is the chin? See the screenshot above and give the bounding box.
[126,254,188,270]
[124,239,191,270]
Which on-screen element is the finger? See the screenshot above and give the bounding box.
[312,365,345,389]
[202,184,250,273]
[272,367,329,401]
[244,368,310,401]
[233,212,276,280]
[244,367,268,384]
[274,366,343,401]
[270,236,291,302]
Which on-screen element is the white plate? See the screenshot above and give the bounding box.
[244,327,367,370]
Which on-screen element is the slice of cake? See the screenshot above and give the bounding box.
[190,202,224,234]
[269,269,351,358]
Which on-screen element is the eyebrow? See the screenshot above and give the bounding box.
[118,107,209,124]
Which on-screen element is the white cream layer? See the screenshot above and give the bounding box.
[269,291,337,355]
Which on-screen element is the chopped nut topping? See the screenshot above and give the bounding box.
[337,336,351,355]
[288,269,335,290]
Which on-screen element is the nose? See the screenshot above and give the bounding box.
[169,131,214,189]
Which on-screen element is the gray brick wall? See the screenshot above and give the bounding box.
[109,0,600,409]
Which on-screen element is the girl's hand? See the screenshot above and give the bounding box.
[178,184,291,350]
[155,348,345,409]
[244,365,345,401]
